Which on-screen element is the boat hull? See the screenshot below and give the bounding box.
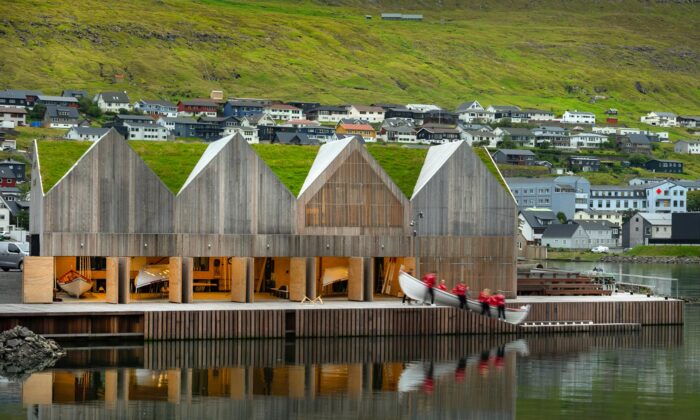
[59,278,93,298]
[398,271,530,325]
[135,265,170,290]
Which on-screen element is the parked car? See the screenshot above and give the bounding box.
[591,246,610,253]
[0,231,10,240]
[0,241,29,271]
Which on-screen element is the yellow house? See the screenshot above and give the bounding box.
[335,122,377,142]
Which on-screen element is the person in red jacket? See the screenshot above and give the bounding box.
[452,281,468,310]
[479,288,491,317]
[493,292,506,320]
[438,279,448,292]
[422,273,436,305]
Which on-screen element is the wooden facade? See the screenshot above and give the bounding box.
[29,133,518,303]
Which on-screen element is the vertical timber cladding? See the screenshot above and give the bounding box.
[410,143,518,297]
[22,256,54,303]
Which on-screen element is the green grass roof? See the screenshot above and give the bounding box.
[36,140,505,197]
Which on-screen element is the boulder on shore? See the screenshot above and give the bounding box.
[0,326,65,381]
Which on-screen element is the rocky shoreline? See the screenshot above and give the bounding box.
[0,326,65,381]
[600,256,700,264]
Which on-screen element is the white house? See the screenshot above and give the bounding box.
[230,126,259,143]
[562,110,595,124]
[523,109,556,122]
[346,105,385,123]
[0,198,11,233]
[674,140,700,155]
[574,210,623,227]
[0,107,26,128]
[640,111,677,127]
[541,223,590,249]
[569,132,608,149]
[461,130,498,147]
[455,100,494,123]
[94,91,132,113]
[242,113,276,128]
[124,121,172,141]
[65,126,111,141]
[264,103,303,121]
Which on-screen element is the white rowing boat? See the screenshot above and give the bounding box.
[398,271,531,325]
[58,270,93,298]
[135,264,170,290]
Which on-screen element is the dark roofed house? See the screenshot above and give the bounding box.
[177,99,219,117]
[0,167,17,187]
[519,209,559,243]
[492,149,536,166]
[541,223,589,249]
[617,133,652,155]
[0,159,26,182]
[43,105,79,129]
[37,95,80,108]
[223,99,266,118]
[61,90,88,99]
[416,126,461,144]
[568,156,600,172]
[273,131,319,145]
[645,159,683,174]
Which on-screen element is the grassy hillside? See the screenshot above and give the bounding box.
[2,0,699,121]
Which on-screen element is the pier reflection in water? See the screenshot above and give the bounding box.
[16,325,685,419]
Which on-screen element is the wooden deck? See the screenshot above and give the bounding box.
[0,294,684,340]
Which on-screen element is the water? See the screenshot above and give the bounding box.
[1,264,699,419]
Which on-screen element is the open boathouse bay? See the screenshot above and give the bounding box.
[0,307,700,419]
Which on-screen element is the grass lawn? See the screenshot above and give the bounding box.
[366,144,427,197]
[36,140,92,192]
[129,141,208,193]
[624,245,700,257]
[251,144,319,195]
[546,250,604,262]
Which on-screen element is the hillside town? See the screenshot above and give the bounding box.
[0,87,698,252]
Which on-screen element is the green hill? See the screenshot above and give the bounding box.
[2,0,699,121]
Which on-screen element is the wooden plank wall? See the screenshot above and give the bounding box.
[22,256,54,303]
[41,130,174,234]
[175,136,296,235]
[0,314,143,337]
[519,299,685,326]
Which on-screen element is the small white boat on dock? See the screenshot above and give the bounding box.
[398,271,531,325]
[135,265,170,290]
[57,270,93,298]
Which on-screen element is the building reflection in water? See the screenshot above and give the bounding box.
[20,326,682,419]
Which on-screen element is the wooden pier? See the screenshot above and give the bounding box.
[0,295,684,340]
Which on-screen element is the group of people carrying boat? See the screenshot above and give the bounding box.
[412,272,507,320]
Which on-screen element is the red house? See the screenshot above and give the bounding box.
[177,99,219,117]
[606,117,618,124]
[0,168,17,188]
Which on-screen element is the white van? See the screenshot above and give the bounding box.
[0,242,29,271]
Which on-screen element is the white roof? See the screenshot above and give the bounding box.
[638,212,672,225]
[179,134,235,193]
[411,141,462,199]
[298,137,353,196]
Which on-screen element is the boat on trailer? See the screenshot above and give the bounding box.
[398,271,531,325]
[57,270,93,298]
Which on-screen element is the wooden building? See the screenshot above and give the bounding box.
[26,131,517,304]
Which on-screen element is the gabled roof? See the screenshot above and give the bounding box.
[299,137,353,196]
[625,133,652,144]
[576,220,613,231]
[495,149,535,156]
[115,114,155,122]
[139,99,177,107]
[338,122,375,131]
[62,89,88,97]
[490,105,520,112]
[98,91,130,103]
[180,99,218,107]
[274,131,319,145]
[227,99,265,107]
[455,100,482,112]
[542,223,582,238]
[521,209,558,229]
[267,103,301,111]
[350,104,384,112]
[180,134,235,192]
[45,105,79,119]
[38,95,79,103]
[651,111,677,118]
[0,107,27,114]
[501,127,533,136]
[637,212,672,225]
[67,127,110,137]
[412,141,462,198]
[565,110,595,116]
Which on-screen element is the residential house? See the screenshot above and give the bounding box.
[617,133,652,155]
[568,156,600,172]
[674,140,700,154]
[456,100,493,123]
[622,212,672,248]
[492,127,535,147]
[417,126,461,144]
[541,223,590,249]
[65,126,111,141]
[486,105,520,121]
[507,176,591,219]
[286,101,321,113]
[385,107,419,123]
[335,120,377,142]
[37,95,79,108]
[562,110,595,124]
[199,115,242,134]
[640,111,677,127]
[177,99,218,117]
[406,104,441,112]
[573,210,623,228]
[532,126,569,148]
[423,109,458,125]
[273,132,319,145]
[0,90,41,108]
[519,209,559,244]
[223,99,266,118]
[0,197,11,233]
[0,168,17,188]
[381,125,417,143]
[628,177,665,186]
[306,106,349,123]
[94,91,132,113]
[134,100,178,118]
[0,160,25,183]
[589,181,687,213]
[112,114,157,126]
[0,107,27,127]
[346,105,385,123]
[43,105,79,128]
[265,103,303,121]
[158,117,223,140]
[577,220,618,249]
[570,132,608,149]
[61,90,88,99]
[274,123,336,144]
[676,180,700,192]
[522,109,556,122]
[645,159,683,174]
[123,121,172,141]
[461,130,497,147]
[492,149,536,166]
[677,115,700,128]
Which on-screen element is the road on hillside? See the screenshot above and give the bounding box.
[0,271,22,304]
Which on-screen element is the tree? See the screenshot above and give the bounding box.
[497,135,517,149]
[688,190,700,212]
[621,209,637,225]
[15,210,29,230]
[629,154,649,167]
[556,211,567,224]
[538,141,551,150]
[27,103,46,121]
[79,97,102,119]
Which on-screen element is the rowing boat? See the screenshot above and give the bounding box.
[398,271,531,325]
[135,264,170,290]
[57,270,93,298]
